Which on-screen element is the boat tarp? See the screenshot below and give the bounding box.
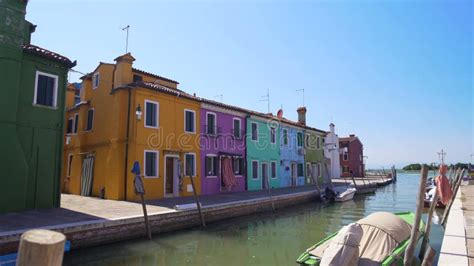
[320,223,363,266]
[309,212,412,265]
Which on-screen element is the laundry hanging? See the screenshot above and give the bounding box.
[222,157,237,189]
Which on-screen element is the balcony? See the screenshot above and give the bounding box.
[204,125,221,137]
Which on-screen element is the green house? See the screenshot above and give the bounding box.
[304,128,327,186]
[0,0,75,213]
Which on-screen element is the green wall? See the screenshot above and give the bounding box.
[304,130,327,185]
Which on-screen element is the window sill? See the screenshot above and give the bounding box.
[185,131,196,134]
[32,104,58,110]
[206,176,217,178]
[144,176,160,179]
[145,125,159,129]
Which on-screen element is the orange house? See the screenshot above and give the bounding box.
[63,53,201,201]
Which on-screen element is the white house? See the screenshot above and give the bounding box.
[324,123,341,179]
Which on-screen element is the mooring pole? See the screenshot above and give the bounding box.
[189,175,206,227]
[404,165,428,265]
[441,168,466,227]
[17,229,66,266]
[419,187,439,259]
[266,178,276,212]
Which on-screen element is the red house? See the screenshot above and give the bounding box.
[339,134,365,177]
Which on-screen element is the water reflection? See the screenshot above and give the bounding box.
[64,172,444,266]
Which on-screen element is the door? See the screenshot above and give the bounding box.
[262,163,269,189]
[165,156,179,197]
[311,164,318,185]
[291,162,297,186]
[80,156,95,196]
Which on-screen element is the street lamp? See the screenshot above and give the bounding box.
[135,104,142,121]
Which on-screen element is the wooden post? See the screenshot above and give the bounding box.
[441,168,466,227]
[266,178,276,212]
[404,166,428,265]
[17,229,66,266]
[419,188,439,259]
[421,246,436,266]
[139,193,152,240]
[350,173,358,190]
[189,175,206,227]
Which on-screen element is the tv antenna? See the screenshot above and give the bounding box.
[214,94,223,102]
[122,25,130,53]
[260,88,270,113]
[437,149,446,165]
[296,89,305,107]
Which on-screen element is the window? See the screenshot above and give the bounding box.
[271,161,277,179]
[233,157,244,175]
[34,71,58,107]
[206,112,216,135]
[297,163,304,176]
[145,100,159,128]
[185,153,196,176]
[306,163,311,177]
[67,154,73,176]
[270,127,276,144]
[343,165,349,173]
[233,118,241,138]
[133,74,143,82]
[282,129,288,145]
[74,85,81,105]
[343,149,349,161]
[144,150,159,178]
[252,161,259,179]
[297,132,303,147]
[185,110,196,133]
[316,136,321,149]
[73,113,79,134]
[317,163,322,177]
[205,155,218,177]
[251,122,258,141]
[305,134,310,148]
[86,109,94,131]
[93,72,99,89]
[66,118,73,134]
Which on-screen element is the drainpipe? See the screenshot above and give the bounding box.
[124,87,132,200]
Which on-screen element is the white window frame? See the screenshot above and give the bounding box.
[270,127,276,144]
[233,118,242,138]
[251,160,259,179]
[318,163,322,177]
[306,162,311,177]
[233,157,243,176]
[184,152,197,177]
[92,72,100,89]
[72,113,79,134]
[66,117,74,135]
[85,108,95,132]
[205,154,218,178]
[251,122,258,141]
[33,71,58,108]
[67,154,73,177]
[343,149,349,161]
[206,112,217,135]
[144,150,159,178]
[144,100,159,129]
[184,109,196,134]
[297,132,303,147]
[270,161,277,179]
[282,129,288,145]
[316,136,321,149]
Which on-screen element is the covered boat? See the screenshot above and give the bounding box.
[296,212,425,266]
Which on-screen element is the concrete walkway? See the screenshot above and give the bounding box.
[439,183,472,265]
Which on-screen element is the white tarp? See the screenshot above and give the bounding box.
[320,223,363,266]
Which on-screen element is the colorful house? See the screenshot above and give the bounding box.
[199,100,247,195]
[0,0,75,213]
[339,134,365,177]
[279,120,306,187]
[63,53,201,201]
[324,123,341,179]
[246,115,280,190]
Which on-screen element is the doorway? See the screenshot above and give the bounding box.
[291,162,297,187]
[165,155,179,197]
[262,163,269,189]
[80,156,95,196]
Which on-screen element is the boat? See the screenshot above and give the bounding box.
[424,186,445,208]
[296,211,425,266]
[334,187,357,202]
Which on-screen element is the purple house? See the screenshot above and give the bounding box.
[199,100,247,195]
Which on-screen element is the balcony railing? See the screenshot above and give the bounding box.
[204,125,221,136]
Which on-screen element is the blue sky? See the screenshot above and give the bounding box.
[26,0,472,168]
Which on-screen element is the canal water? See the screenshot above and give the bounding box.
[64,171,444,266]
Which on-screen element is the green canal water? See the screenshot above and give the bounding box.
[64,172,444,266]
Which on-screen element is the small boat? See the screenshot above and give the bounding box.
[334,187,357,202]
[424,186,445,208]
[296,212,425,266]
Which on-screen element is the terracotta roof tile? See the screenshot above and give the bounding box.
[22,44,76,68]
[132,68,179,84]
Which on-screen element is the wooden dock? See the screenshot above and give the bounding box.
[331,175,391,195]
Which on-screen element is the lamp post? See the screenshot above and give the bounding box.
[135,104,142,121]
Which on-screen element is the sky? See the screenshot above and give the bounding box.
[26,0,473,168]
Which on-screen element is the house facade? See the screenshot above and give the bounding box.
[323,123,341,179]
[63,53,201,201]
[246,115,280,190]
[304,128,327,186]
[279,122,305,187]
[199,101,247,195]
[0,0,75,213]
[339,134,365,177]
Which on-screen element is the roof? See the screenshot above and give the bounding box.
[132,68,179,85]
[340,136,359,143]
[22,44,76,68]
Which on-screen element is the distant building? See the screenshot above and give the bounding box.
[0,0,75,213]
[339,134,365,177]
[324,123,341,179]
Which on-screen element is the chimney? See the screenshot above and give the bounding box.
[113,53,135,88]
[329,123,335,134]
[297,107,307,125]
[349,134,355,137]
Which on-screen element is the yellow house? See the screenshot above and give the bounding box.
[63,53,201,201]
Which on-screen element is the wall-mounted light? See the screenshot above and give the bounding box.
[136,104,142,120]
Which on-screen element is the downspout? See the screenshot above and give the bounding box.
[124,87,131,200]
